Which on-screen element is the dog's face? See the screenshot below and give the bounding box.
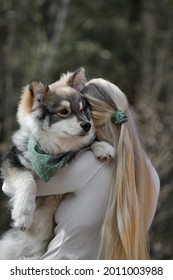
[43,89,93,138]
[17,68,95,153]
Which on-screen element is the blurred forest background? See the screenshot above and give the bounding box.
[0,0,173,259]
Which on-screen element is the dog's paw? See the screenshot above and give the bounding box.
[12,203,35,230]
[20,256,27,260]
[20,256,35,260]
[91,141,115,161]
[13,212,33,230]
[20,254,42,260]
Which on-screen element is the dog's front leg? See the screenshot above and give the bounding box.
[9,170,37,230]
[91,141,115,161]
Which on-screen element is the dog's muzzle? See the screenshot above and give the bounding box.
[80,121,91,133]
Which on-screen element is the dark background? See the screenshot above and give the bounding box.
[0,0,172,259]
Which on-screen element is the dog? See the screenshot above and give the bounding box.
[0,68,114,259]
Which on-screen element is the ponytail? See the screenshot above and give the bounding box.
[101,112,155,259]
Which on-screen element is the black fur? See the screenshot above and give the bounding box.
[3,145,25,170]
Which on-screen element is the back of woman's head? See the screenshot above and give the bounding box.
[82,78,156,259]
[82,79,129,145]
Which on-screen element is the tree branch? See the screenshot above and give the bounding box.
[41,0,71,79]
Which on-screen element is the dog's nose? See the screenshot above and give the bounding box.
[80,121,91,132]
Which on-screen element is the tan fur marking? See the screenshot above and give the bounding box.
[18,82,48,121]
[17,86,33,120]
[23,87,33,114]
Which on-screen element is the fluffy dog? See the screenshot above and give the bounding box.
[0,68,114,259]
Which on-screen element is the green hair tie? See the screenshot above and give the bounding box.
[112,109,128,124]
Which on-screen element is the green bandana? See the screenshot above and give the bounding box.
[112,109,128,124]
[28,137,73,182]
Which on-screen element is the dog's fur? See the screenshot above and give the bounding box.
[0,68,114,259]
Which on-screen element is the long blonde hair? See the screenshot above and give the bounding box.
[82,78,156,259]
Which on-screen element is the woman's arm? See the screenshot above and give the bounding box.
[2,151,107,197]
[36,150,107,195]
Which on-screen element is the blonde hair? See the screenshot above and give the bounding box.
[82,78,156,259]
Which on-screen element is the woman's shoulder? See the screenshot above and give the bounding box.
[62,150,109,186]
[75,150,105,167]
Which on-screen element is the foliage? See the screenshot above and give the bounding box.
[0,0,173,259]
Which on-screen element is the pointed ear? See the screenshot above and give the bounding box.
[17,81,49,125]
[68,67,86,91]
[29,81,49,105]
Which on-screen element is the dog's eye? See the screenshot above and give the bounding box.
[57,108,70,117]
[80,108,86,114]
[81,99,89,112]
[80,104,88,114]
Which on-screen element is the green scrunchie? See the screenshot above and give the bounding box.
[112,109,128,124]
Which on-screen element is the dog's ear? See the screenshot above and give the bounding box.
[68,67,86,91]
[17,81,49,125]
[29,81,49,106]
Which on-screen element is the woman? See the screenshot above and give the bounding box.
[36,78,160,260]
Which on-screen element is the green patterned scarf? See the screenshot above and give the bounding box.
[28,137,74,182]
